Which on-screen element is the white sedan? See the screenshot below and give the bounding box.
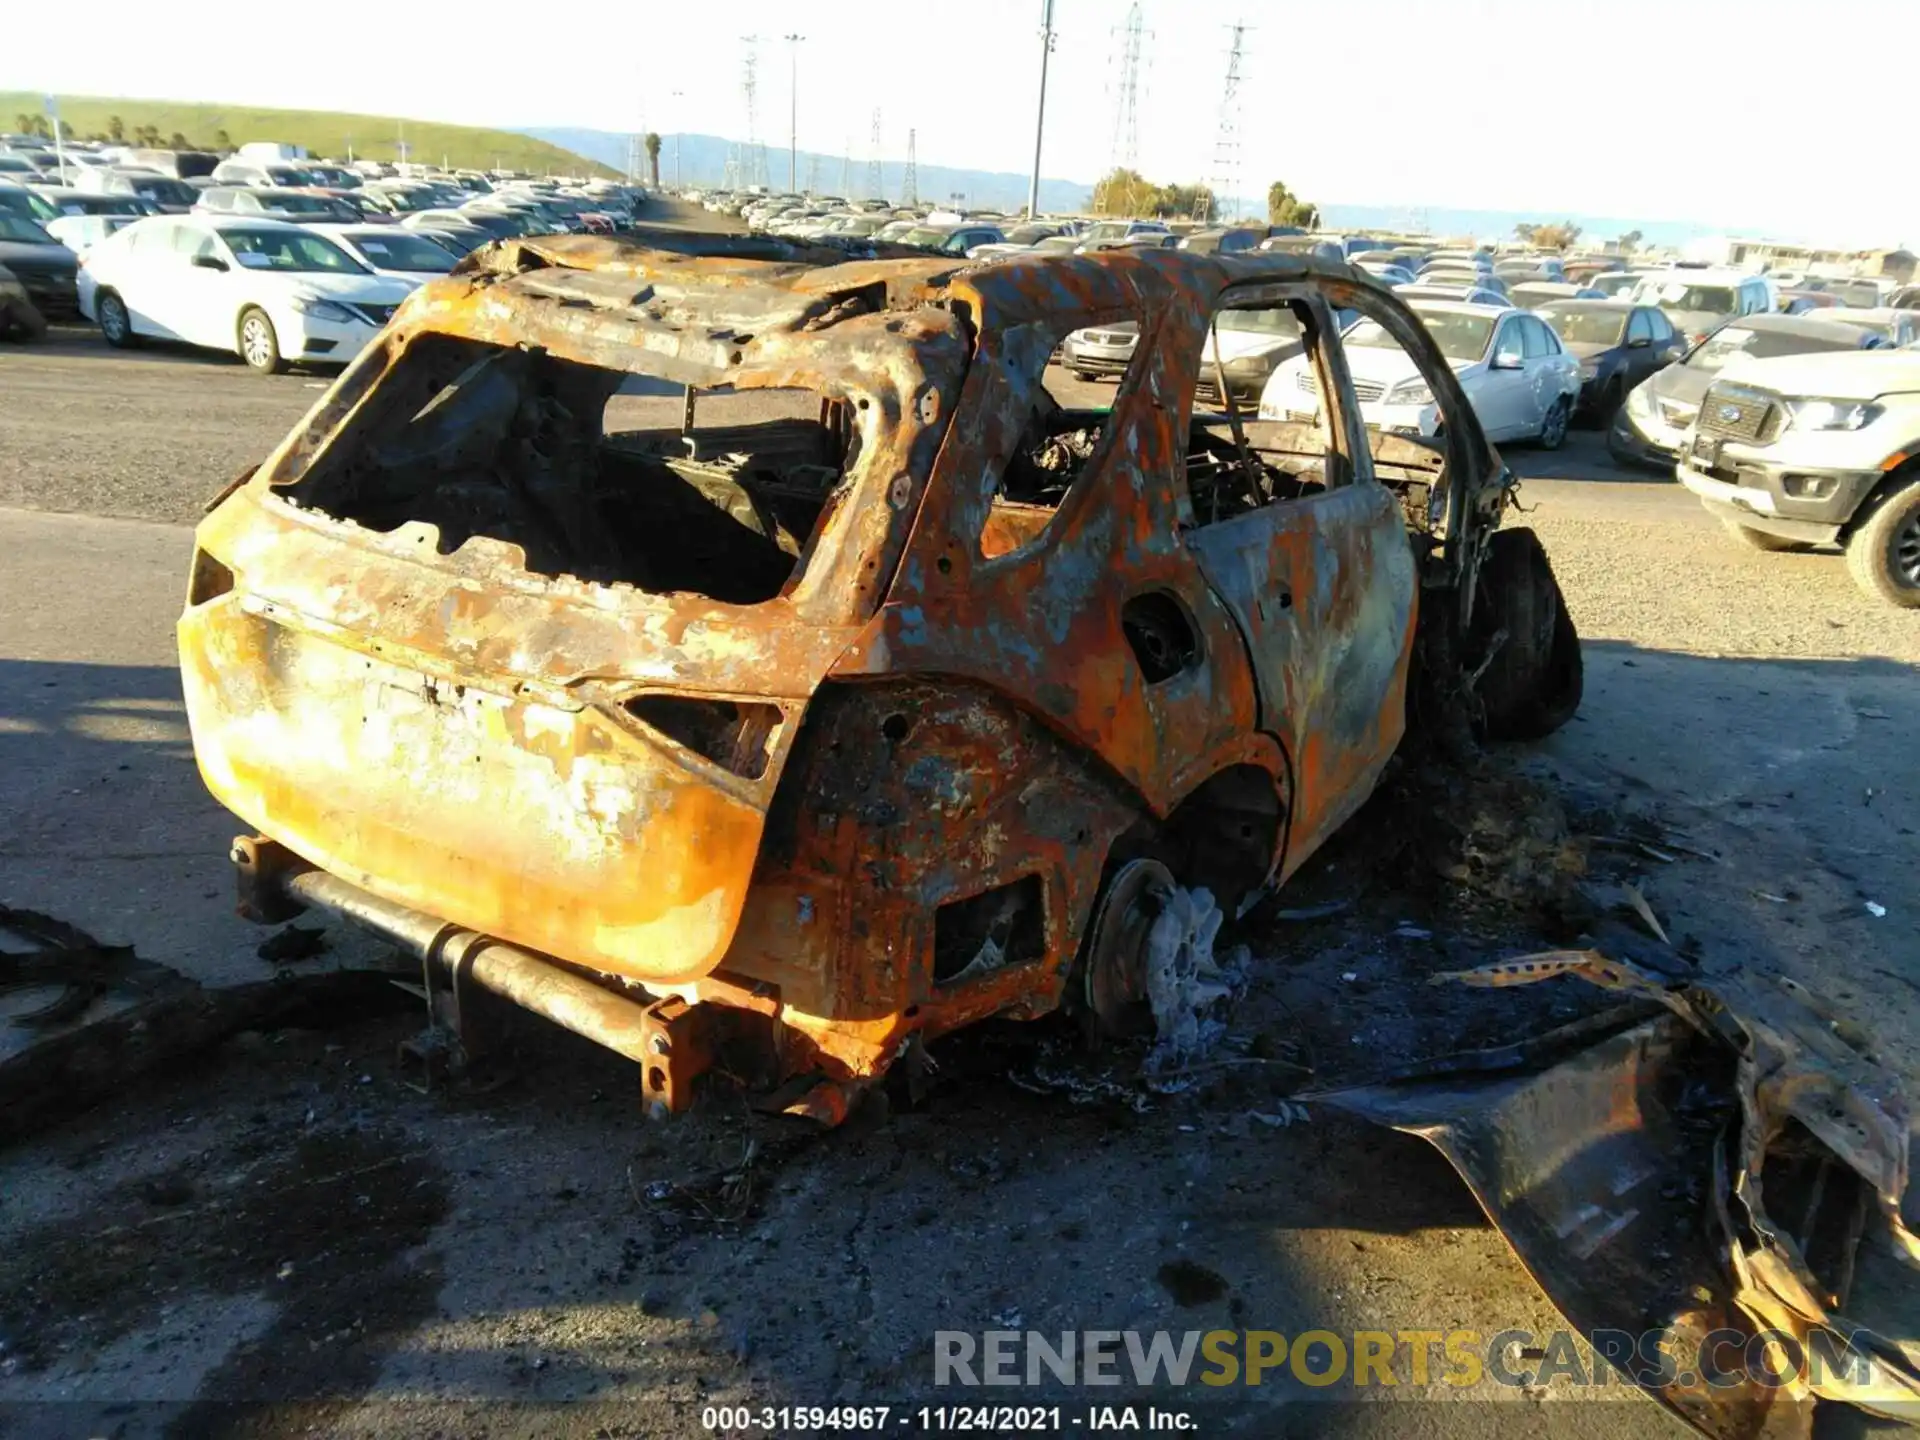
[78,215,415,373]
[1259,300,1581,447]
[311,224,457,287]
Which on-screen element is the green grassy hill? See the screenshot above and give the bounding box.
[1,93,618,177]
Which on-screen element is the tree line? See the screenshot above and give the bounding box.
[1088,167,1321,229]
[10,113,233,151]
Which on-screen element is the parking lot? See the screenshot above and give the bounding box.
[3,278,1917,1438]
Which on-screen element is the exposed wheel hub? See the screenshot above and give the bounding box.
[1081,858,1176,1038]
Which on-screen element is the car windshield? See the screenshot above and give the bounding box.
[1349,309,1494,362]
[416,228,482,256]
[264,167,318,186]
[1639,280,1737,313]
[1217,308,1300,336]
[901,227,955,246]
[0,189,58,221]
[266,192,334,214]
[343,230,455,272]
[1590,273,1638,296]
[1689,326,1857,371]
[0,215,56,243]
[1086,222,1131,241]
[128,177,194,205]
[220,228,367,273]
[459,212,525,237]
[1823,282,1882,307]
[375,189,437,213]
[1539,308,1626,345]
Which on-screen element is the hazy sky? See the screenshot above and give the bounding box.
[7,0,1911,245]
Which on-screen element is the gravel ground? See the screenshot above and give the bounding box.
[0,333,329,524]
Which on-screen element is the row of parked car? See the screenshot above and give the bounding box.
[0,145,651,351]
[1031,235,1919,607]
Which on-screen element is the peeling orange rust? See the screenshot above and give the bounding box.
[179,229,1526,1115]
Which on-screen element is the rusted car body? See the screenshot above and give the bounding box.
[181,232,1559,1115]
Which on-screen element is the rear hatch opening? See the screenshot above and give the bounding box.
[274,333,859,605]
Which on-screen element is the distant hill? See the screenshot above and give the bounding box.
[3,94,617,178]
[523,127,1095,213]
[1319,203,1714,252]
[530,126,1716,244]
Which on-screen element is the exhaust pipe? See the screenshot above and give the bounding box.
[234,837,658,1067]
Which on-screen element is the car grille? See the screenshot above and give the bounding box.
[1295,371,1385,401]
[1697,383,1781,444]
[350,302,399,326]
[1085,331,1135,347]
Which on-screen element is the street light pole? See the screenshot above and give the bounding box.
[1026,0,1055,219]
[672,89,685,186]
[784,33,805,192]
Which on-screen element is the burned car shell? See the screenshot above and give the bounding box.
[180,234,1519,1095]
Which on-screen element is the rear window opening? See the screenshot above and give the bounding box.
[281,335,857,605]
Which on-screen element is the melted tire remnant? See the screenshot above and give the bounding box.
[1142,885,1244,1088]
[1471,526,1584,742]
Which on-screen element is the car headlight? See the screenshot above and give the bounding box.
[287,295,358,323]
[1627,383,1654,417]
[1784,397,1883,431]
[1579,359,1600,378]
[1222,353,1275,375]
[1382,379,1433,407]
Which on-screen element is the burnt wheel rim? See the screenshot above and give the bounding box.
[242,316,274,368]
[1896,508,1920,588]
[1082,857,1175,1038]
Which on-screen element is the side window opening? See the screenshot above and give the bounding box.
[280,334,856,606]
[976,317,1146,561]
[1325,289,1491,534]
[1188,296,1341,527]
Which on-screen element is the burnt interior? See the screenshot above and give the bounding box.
[280,335,855,605]
[933,876,1048,984]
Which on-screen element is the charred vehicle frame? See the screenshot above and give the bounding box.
[182,232,1578,1120]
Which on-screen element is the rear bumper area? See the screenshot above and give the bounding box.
[179,581,783,988]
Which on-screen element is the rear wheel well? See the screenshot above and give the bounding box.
[1108,762,1286,914]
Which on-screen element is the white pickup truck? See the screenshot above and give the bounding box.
[1676,349,1920,606]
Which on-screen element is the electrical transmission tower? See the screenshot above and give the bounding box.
[740,36,769,190]
[866,110,883,202]
[1200,23,1248,221]
[1099,2,1144,212]
[901,129,918,206]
